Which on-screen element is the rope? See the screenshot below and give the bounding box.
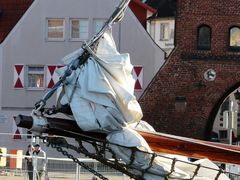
[166,158,177,178]
[145,153,157,172]
[68,70,81,103]
[190,164,201,179]
[215,169,224,180]
[127,148,137,167]
[97,141,240,179]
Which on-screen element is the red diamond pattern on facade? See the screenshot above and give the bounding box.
[13,116,21,139]
[14,65,24,88]
[46,65,63,88]
[133,66,143,90]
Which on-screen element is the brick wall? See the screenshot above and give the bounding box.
[0,0,33,43]
[139,0,240,139]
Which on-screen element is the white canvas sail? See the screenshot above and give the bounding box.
[55,29,229,179]
[56,29,142,133]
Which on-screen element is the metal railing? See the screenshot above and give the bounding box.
[0,153,129,180]
[0,133,239,180]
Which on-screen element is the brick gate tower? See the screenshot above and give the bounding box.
[139,0,240,139]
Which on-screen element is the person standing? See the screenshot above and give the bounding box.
[0,148,2,161]
[32,144,47,180]
[0,148,2,174]
[25,145,33,180]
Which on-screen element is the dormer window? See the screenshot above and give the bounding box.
[197,25,211,50]
[229,26,240,51]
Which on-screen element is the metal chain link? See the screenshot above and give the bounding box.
[41,137,109,180]
[37,133,240,180]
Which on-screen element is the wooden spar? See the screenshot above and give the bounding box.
[15,115,107,141]
[138,131,240,165]
[16,115,240,165]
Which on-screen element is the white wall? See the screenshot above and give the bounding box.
[148,17,175,56]
[1,0,165,108]
[0,44,2,109]
[0,0,165,152]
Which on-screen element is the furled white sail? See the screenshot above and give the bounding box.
[57,29,142,133]
[56,29,229,180]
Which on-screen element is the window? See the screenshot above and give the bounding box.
[27,66,44,89]
[229,26,240,50]
[197,25,211,50]
[94,19,106,33]
[70,19,89,40]
[47,18,64,40]
[160,23,169,41]
[175,96,187,112]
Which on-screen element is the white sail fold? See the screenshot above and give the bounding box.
[57,29,142,132]
[56,29,229,180]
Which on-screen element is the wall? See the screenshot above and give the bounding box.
[140,0,240,139]
[0,0,165,151]
[148,17,175,56]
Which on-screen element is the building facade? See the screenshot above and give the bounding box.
[140,0,240,140]
[146,0,176,56]
[0,0,165,153]
[147,16,175,56]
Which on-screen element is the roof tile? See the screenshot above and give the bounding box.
[0,0,33,43]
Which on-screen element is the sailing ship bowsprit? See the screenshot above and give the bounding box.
[16,0,240,179]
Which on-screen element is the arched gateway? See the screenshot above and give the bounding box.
[139,0,240,140]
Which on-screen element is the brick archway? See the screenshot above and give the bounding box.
[139,0,240,140]
[206,82,240,139]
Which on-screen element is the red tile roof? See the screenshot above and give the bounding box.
[131,0,156,13]
[0,0,33,43]
[129,0,156,28]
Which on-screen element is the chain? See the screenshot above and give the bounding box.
[41,136,109,180]
[36,130,240,180]
[39,135,143,180]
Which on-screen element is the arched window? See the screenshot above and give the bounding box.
[229,26,240,50]
[197,25,211,50]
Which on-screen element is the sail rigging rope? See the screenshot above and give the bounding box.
[36,134,240,180]
[33,0,131,113]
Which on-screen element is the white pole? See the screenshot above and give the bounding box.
[75,164,81,180]
[229,129,232,145]
[94,161,97,171]
[123,173,126,180]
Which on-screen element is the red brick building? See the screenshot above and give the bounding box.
[0,0,33,43]
[140,0,240,140]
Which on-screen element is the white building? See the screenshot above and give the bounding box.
[147,17,175,56]
[0,0,165,154]
[146,0,176,56]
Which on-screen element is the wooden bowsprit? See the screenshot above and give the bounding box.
[138,131,240,165]
[16,115,240,165]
